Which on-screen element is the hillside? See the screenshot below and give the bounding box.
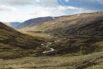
[0,12,103,69]
[2,20,103,59]
[22,12,103,37]
[16,16,57,29]
[0,22,45,59]
[5,22,21,28]
[10,22,21,28]
[17,12,103,56]
[0,51,103,69]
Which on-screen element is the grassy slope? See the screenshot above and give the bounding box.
[86,42,103,69]
[17,12,103,55]
[17,12,103,54]
[0,12,103,69]
[0,52,103,69]
[15,12,103,69]
[86,58,103,69]
[0,22,45,59]
[20,12,103,37]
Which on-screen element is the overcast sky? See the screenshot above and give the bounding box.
[0,0,103,22]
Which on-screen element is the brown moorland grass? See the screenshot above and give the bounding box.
[0,52,103,69]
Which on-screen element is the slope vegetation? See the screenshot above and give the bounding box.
[17,12,103,56]
[0,22,45,59]
[17,17,57,29]
[23,12,103,37]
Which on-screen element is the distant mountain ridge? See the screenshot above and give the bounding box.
[4,22,21,28]
[16,16,57,29]
[21,12,103,37]
[10,22,21,28]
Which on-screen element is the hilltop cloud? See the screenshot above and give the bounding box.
[31,6,88,18]
[0,0,103,22]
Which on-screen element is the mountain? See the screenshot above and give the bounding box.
[0,22,45,59]
[17,12,103,56]
[1,12,103,59]
[23,12,103,37]
[10,22,21,28]
[1,12,103,69]
[4,22,21,28]
[16,16,57,29]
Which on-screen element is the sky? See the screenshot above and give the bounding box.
[0,0,103,22]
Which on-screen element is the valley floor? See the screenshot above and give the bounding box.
[0,52,103,69]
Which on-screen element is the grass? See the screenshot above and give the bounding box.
[86,58,103,69]
[19,31,53,40]
[0,52,103,69]
[18,12,103,37]
[0,22,46,59]
[95,41,103,46]
[1,12,103,69]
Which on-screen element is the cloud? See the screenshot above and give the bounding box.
[31,6,86,18]
[0,5,17,11]
[0,0,57,6]
[1,0,34,5]
[0,0,103,22]
[1,0,103,11]
[95,0,103,4]
[66,0,103,11]
[35,0,41,3]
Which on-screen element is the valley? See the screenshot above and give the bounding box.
[0,12,103,69]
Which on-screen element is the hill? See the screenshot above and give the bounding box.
[1,12,103,69]
[22,12,103,37]
[10,22,21,28]
[17,12,103,56]
[16,16,57,29]
[0,22,45,59]
[4,22,21,28]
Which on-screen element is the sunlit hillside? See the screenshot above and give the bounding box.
[19,12,103,37]
[0,12,103,69]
